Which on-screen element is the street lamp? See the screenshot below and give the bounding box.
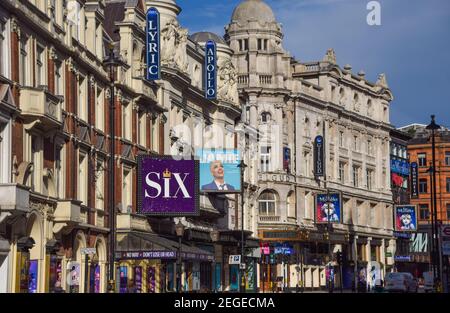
[237,160,247,293]
[426,114,442,291]
[175,221,185,293]
[103,43,124,293]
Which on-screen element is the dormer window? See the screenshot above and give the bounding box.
[258,39,268,51]
[238,39,249,52]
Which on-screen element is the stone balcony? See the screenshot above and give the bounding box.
[19,86,62,131]
[259,215,281,223]
[117,213,152,233]
[53,199,82,234]
[0,184,30,224]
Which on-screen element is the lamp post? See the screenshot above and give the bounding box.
[175,221,185,293]
[237,160,247,293]
[103,43,123,293]
[426,115,442,291]
[211,230,220,293]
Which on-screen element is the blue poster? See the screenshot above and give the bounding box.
[28,260,38,293]
[230,265,239,291]
[205,40,217,99]
[197,149,241,193]
[119,266,128,293]
[316,193,342,224]
[146,7,160,80]
[215,263,222,291]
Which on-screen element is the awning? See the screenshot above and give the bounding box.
[116,232,214,262]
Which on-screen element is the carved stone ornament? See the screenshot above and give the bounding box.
[217,59,239,104]
[49,47,58,60]
[161,19,189,74]
[324,48,337,64]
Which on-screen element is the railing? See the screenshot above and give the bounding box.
[259,75,272,85]
[259,215,281,223]
[238,74,249,85]
[304,63,320,72]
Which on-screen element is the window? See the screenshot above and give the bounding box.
[19,36,29,86]
[55,145,64,198]
[418,153,427,167]
[353,165,359,187]
[287,192,296,218]
[78,151,88,205]
[419,179,428,194]
[258,191,276,216]
[366,169,373,190]
[95,87,104,131]
[151,116,158,152]
[367,140,372,155]
[122,101,132,140]
[419,204,430,220]
[78,75,87,120]
[447,178,450,193]
[446,152,450,166]
[339,162,345,183]
[36,45,45,87]
[339,131,344,147]
[55,60,63,96]
[304,151,310,176]
[258,38,262,50]
[447,204,450,220]
[261,112,271,123]
[354,136,358,151]
[243,39,249,51]
[367,99,373,117]
[122,168,132,211]
[0,20,7,77]
[260,146,271,172]
[95,160,105,210]
[138,111,146,146]
[31,135,40,192]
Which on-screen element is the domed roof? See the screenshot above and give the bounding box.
[190,32,227,45]
[231,0,276,23]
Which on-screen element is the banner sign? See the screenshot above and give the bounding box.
[283,147,291,173]
[197,149,241,193]
[410,162,419,199]
[137,155,199,216]
[274,243,293,255]
[394,205,417,232]
[146,7,160,80]
[205,40,217,99]
[314,135,325,177]
[115,250,214,261]
[391,159,410,176]
[315,192,342,224]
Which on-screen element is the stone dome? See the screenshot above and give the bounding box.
[231,0,276,23]
[190,32,227,45]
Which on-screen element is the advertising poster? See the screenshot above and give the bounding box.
[134,266,142,293]
[215,263,222,291]
[246,261,255,291]
[147,266,156,293]
[315,192,342,224]
[28,260,38,293]
[394,205,417,232]
[19,253,29,293]
[68,261,80,293]
[137,155,200,216]
[230,265,239,291]
[367,261,381,289]
[197,149,241,193]
[89,264,101,293]
[283,147,291,173]
[119,266,128,293]
[49,256,62,292]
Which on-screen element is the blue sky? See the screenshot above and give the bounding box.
[176,0,450,128]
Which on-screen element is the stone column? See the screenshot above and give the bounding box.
[353,235,358,292]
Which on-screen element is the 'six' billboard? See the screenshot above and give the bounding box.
[137,155,199,216]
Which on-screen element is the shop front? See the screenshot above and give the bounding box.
[116,232,214,293]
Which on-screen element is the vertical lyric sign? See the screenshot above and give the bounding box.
[314,135,325,177]
[146,7,160,80]
[205,40,217,99]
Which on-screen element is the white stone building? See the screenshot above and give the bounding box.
[226,0,396,291]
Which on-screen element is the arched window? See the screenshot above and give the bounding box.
[261,112,271,123]
[367,99,373,117]
[339,88,345,105]
[258,190,277,216]
[353,93,360,111]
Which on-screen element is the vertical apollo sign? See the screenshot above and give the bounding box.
[205,40,217,99]
[410,162,419,199]
[314,135,325,177]
[146,7,160,81]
